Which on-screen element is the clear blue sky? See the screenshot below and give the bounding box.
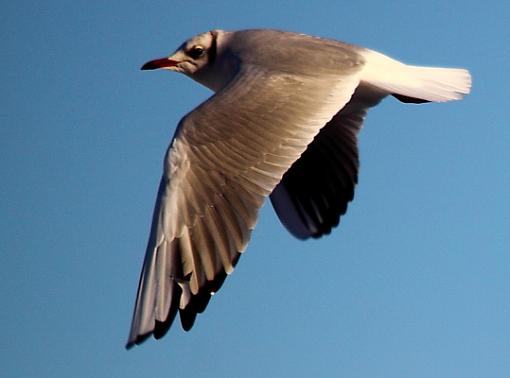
[2,1,509,377]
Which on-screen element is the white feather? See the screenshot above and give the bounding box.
[360,49,472,102]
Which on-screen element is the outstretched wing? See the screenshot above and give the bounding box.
[127,46,364,347]
[270,83,386,239]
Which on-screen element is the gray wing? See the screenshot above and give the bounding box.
[270,84,387,239]
[127,50,364,348]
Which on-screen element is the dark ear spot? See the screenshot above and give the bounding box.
[209,31,217,65]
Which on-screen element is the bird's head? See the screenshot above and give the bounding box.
[141,30,221,79]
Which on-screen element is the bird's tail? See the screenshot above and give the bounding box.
[360,49,472,103]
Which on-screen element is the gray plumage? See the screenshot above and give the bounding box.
[127,29,471,348]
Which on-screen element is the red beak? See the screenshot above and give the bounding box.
[141,58,179,70]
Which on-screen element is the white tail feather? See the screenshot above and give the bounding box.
[360,49,472,103]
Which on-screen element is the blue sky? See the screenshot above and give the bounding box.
[2,1,509,377]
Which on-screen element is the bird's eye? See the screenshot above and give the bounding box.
[187,46,205,59]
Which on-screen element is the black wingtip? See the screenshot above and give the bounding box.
[125,332,152,350]
[180,308,197,331]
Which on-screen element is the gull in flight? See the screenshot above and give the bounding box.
[126,29,471,348]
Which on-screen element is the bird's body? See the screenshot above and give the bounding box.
[127,29,471,348]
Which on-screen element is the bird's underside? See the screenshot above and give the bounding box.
[126,29,471,348]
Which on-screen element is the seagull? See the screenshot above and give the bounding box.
[127,29,471,348]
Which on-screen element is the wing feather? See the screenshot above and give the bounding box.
[126,42,365,347]
[270,83,386,239]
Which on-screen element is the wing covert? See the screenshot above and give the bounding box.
[127,58,364,347]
